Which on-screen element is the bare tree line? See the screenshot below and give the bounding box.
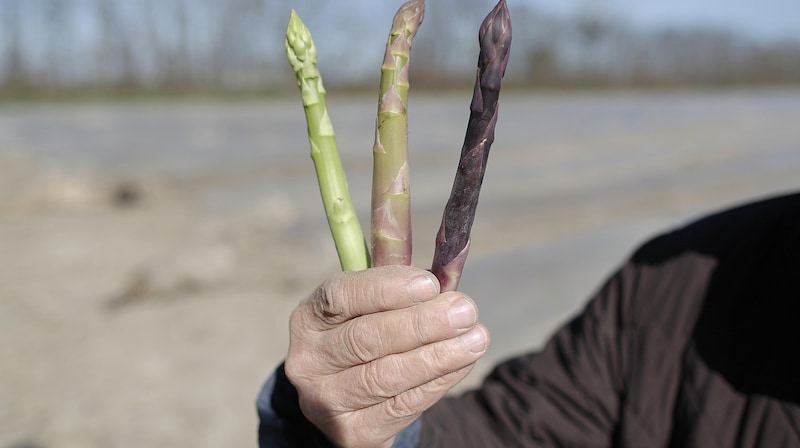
[0,0,298,92]
[512,3,800,86]
[1,0,799,95]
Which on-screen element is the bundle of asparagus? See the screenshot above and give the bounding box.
[286,0,512,288]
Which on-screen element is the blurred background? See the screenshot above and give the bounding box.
[2,0,800,95]
[1,0,799,447]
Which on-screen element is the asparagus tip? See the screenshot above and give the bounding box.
[285,10,316,76]
[397,0,426,35]
[478,0,512,89]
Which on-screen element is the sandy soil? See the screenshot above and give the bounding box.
[1,88,799,447]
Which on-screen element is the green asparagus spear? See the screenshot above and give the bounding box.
[285,10,370,271]
[431,0,512,291]
[370,0,425,267]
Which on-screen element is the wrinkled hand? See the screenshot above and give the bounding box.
[285,265,490,448]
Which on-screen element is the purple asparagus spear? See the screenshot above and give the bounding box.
[431,0,512,291]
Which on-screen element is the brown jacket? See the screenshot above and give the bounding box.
[421,192,800,447]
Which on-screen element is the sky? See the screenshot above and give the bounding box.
[518,0,800,42]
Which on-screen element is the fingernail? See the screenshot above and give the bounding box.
[459,326,488,353]
[408,275,437,303]
[448,299,477,330]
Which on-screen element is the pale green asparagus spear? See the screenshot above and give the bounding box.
[370,0,425,267]
[285,10,369,271]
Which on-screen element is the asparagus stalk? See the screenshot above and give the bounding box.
[285,10,370,271]
[431,0,512,291]
[370,0,425,267]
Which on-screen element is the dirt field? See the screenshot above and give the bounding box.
[2,88,799,447]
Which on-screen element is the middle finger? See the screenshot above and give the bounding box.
[322,292,479,371]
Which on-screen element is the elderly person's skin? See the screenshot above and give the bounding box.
[284,265,490,448]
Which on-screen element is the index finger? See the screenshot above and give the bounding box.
[306,265,440,328]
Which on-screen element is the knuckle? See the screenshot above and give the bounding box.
[362,358,397,399]
[385,389,423,419]
[316,280,341,317]
[286,319,323,382]
[342,320,379,364]
[375,267,399,308]
[409,306,433,345]
[284,352,307,386]
[288,305,313,337]
[312,275,350,324]
[285,336,336,386]
[422,341,457,377]
[297,376,344,417]
[429,370,459,388]
[418,368,468,399]
[285,342,325,387]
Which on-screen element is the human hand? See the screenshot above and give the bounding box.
[284,265,489,448]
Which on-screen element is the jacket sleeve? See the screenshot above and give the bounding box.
[419,260,637,447]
